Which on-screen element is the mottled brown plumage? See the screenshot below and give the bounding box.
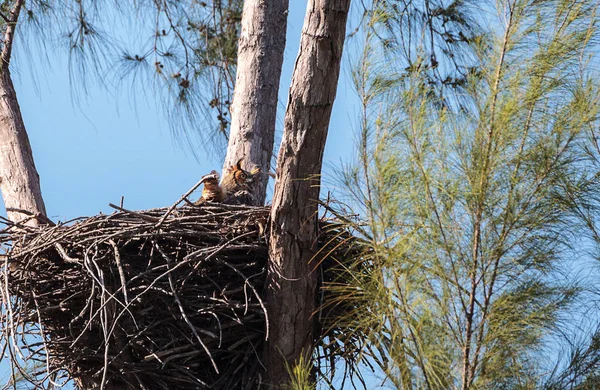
[194,171,224,205]
[194,160,260,206]
[221,159,261,205]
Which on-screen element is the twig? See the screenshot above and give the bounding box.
[108,203,160,222]
[217,259,269,341]
[5,207,55,226]
[109,239,129,305]
[155,242,219,373]
[54,243,80,263]
[155,177,209,228]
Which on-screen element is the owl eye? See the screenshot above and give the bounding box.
[240,172,248,180]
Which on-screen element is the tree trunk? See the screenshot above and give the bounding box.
[0,1,46,226]
[265,0,350,386]
[222,0,289,205]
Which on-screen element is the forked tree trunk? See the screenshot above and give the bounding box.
[0,0,46,226]
[222,0,289,205]
[265,0,350,386]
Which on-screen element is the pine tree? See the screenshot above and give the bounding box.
[0,0,351,388]
[336,0,600,388]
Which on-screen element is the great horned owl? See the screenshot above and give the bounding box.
[221,159,261,205]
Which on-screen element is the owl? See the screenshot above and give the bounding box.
[194,170,224,205]
[221,159,261,205]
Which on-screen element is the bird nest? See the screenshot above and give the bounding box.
[0,203,369,389]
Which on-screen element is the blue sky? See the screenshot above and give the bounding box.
[0,1,358,221]
[7,2,594,389]
[0,2,384,389]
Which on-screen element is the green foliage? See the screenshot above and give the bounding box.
[286,353,316,390]
[543,328,600,389]
[335,0,600,388]
[360,0,484,103]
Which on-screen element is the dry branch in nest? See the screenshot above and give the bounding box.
[0,203,370,389]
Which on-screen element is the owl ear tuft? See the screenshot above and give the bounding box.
[235,158,244,170]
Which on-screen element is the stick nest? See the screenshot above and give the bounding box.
[0,204,368,389]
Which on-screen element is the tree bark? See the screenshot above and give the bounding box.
[265,0,350,386]
[0,0,46,226]
[222,0,289,206]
